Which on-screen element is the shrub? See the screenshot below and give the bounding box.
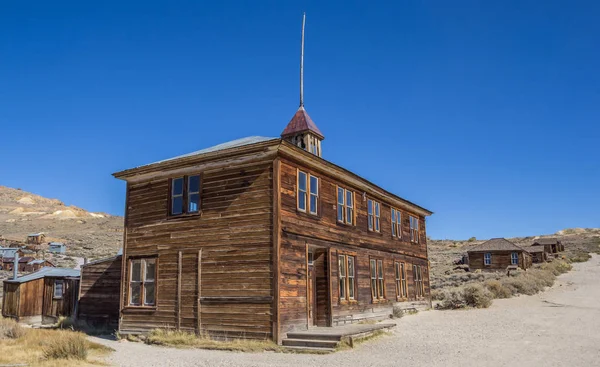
[438,289,466,309]
[430,289,445,301]
[43,332,88,360]
[462,284,493,308]
[484,279,513,299]
[0,317,27,339]
[392,305,404,319]
[468,237,476,242]
[146,329,197,346]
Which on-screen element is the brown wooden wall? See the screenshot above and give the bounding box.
[2,283,20,318]
[2,279,45,319]
[277,158,430,335]
[78,256,122,329]
[121,158,275,340]
[469,251,531,271]
[42,278,79,323]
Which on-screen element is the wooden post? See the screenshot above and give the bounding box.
[197,249,202,335]
[272,158,282,343]
[177,250,182,331]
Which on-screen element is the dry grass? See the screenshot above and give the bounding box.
[437,260,573,309]
[0,316,27,339]
[0,317,112,366]
[144,329,283,352]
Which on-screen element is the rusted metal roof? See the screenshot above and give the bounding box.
[467,238,527,252]
[281,106,324,139]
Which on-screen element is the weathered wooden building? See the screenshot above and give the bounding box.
[2,267,80,324]
[532,238,563,254]
[112,17,432,344]
[78,252,122,330]
[525,246,548,264]
[467,238,532,271]
[26,233,46,245]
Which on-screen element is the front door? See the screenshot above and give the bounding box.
[307,252,317,326]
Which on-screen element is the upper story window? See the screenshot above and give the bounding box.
[484,253,492,265]
[53,280,64,299]
[391,208,402,239]
[409,215,419,243]
[367,199,381,232]
[370,259,385,300]
[337,187,354,225]
[170,175,201,216]
[338,254,356,301]
[511,252,519,265]
[129,258,156,307]
[297,171,319,215]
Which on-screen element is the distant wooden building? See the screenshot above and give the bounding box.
[78,252,122,330]
[26,233,46,245]
[2,267,80,324]
[532,238,563,254]
[2,256,35,272]
[24,259,55,272]
[48,242,67,254]
[525,246,548,263]
[467,238,532,271]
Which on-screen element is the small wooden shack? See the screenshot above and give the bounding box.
[532,238,563,254]
[3,256,35,272]
[26,233,46,245]
[25,259,55,272]
[467,238,532,271]
[525,246,548,263]
[2,267,80,324]
[48,242,67,254]
[78,251,122,330]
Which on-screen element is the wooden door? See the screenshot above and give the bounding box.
[307,260,316,326]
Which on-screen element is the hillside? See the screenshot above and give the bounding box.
[0,186,123,260]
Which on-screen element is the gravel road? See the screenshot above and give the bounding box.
[92,254,600,367]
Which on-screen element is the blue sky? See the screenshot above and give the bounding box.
[0,1,598,240]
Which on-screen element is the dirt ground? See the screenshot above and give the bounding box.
[92,254,600,367]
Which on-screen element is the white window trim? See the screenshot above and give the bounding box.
[484,253,492,266]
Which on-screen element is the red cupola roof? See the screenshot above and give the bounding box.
[281,106,324,140]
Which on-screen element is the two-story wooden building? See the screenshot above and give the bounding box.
[112,17,432,344]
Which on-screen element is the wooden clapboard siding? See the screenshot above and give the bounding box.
[469,251,532,271]
[277,158,431,333]
[120,157,275,339]
[18,278,44,317]
[2,283,20,318]
[41,277,79,323]
[78,256,122,329]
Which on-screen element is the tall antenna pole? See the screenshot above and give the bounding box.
[299,12,306,108]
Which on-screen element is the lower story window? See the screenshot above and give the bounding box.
[129,258,157,307]
[413,265,424,298]
[370,259,385,300]
[338,254,356,301]
[484,253,492,265]
[511,252,519,265]
[395,262,408,298]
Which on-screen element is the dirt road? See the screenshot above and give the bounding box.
[94,254,600,367]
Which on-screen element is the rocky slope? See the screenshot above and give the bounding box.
[0,186,123,260]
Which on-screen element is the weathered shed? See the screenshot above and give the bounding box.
[27,233,46,245]
[525,246,548,263]
[25,259,55,272]
[2,256,35,272]
[532,238,563,254]
[2,267,80,324]
[467,238,532,271]
[48,242,67,254]
[78,252,122,330]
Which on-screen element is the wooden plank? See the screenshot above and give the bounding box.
[197,249,202,335]
[177,250,182,331]
[272,158,281,343]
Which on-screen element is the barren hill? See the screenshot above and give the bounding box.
[0,186,123,260]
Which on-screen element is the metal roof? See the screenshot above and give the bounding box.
[27,259,47,265]
[281,107,324,139]
[4,267,80,284]
[145,136,278,167]
[49,242,65,246]
[467,238,527,253]
[533,238,561,245]
[28,232,45,237]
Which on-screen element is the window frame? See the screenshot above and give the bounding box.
[484,253,492,266]
[370,258,385,301]
[297,170,319,216]
[413,264,425,298]
[511,252,519,265]
[169,175,202,217]
[338,254,357,302]
[367,199,381,233]
[127,257,158,308]
[53,279,64,299]
[336,186,355,225]
[395,261,408,299]
[391,208,402,239]
[409,215,419,243]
